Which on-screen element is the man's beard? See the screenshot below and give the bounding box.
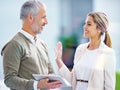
[31,21,41,34]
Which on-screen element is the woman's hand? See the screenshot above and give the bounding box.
[55,42,64,68]
[55,42,62,60]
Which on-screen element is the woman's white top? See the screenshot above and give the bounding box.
[74,48,99,90]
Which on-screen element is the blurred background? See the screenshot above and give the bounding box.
[0,0,120,90]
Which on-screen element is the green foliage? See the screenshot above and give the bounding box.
[59,35,78,49]
[116,71,120,90]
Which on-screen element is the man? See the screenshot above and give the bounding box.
[1,0,61,90]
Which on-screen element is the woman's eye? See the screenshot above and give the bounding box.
[87,23,91,26]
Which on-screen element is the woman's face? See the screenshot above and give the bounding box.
[83,16,100,39]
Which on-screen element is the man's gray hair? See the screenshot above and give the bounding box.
[20,0,42,20]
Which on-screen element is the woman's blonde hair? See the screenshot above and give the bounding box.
[88,12,112,48]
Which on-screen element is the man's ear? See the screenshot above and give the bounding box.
[27,14,34,24]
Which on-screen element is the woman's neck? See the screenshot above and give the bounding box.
[88,38,101,50]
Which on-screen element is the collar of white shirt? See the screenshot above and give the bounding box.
[20,29,37,44]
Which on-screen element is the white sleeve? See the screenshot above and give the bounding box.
[33,80,38,90]
[59,64,72,84]
[104,50,116,90]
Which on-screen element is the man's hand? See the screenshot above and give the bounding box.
[37,78,62,89]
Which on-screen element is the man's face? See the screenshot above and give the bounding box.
[31,6,48,34]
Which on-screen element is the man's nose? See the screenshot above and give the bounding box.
[44,18,48,24]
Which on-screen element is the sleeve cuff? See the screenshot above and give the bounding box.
[33,80,38,90]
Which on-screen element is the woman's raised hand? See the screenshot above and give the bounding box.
[55,42,64,68]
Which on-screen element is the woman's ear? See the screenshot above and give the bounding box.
[97,27,102,34]
[98,29,102,33]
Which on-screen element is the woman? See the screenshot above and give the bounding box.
[55,12,116,90]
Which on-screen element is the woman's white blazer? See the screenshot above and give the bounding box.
[59,42,116,90]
